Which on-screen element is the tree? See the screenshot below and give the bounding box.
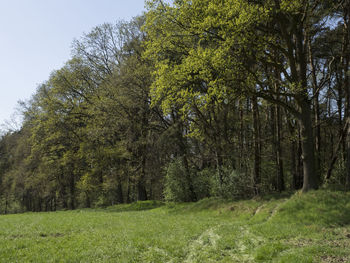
[144,0,344,192]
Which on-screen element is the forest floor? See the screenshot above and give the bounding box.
[0,190,350,262]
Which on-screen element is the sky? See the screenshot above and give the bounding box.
[0,0,146,129]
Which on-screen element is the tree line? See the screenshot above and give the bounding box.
[0,0,349,213]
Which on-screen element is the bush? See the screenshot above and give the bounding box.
[164,159,254,202]
[323,160,347,190]
[163,158,191,202]
[193,169,212,200]
[211,166,254,199]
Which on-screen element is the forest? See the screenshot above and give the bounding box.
[0,0,349,213]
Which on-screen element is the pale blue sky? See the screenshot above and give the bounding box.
[0,0,145,127]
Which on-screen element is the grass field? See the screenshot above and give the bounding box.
[0,190,350,262]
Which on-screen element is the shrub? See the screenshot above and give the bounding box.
[163,158,191,202]
[193,169,212,200]
[211,167,254,199]
[164,159,254,202]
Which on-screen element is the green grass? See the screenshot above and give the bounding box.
[0,190,350,262]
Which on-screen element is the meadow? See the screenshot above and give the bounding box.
[0,190,350,262]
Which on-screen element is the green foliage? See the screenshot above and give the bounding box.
[192,169,212,200]
[324,160,347,190]
[0,16,168,211]
[210,166,254,199]
[164,161,256,202]
[164,158,212,202]
[1,0,348,214]
[163,158,191,202]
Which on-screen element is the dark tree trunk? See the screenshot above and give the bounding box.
[116,181,124,204]
[343,17,350,188]
[238,100,244,171]
[252,95,261,194]
[137,182,148,201]
[273,104,285,192]
[288,120,302,190]
[137,153,148,201]
[326,119,349,180]
[346,67,350,189]
[137,100,149,201]
[183,155,197,202]
[299,100,318,192]
[69,175,75,210]
[85,193,91,208]
[346,122,350,189]
[290,140,298,189]
[137,166,148,201]
[308,36,322,179]
[126,174,131,204]
[5,197,8,214]
[314,91,322,178]
[53,195,57,211]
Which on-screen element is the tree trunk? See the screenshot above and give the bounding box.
[308,36,322,179]
[183,155,197,202]
[290,140,297,189]
[85,193,91,208]
[126,174,131,204]
[137,100,149,201]
[299,100,318,192]
[53,194,57,211]
[346,122,350,189]
[137,182,148,201]
[274,103,285,191]
[252,96,261,194]
[238,99,245,171]
[5,196,8,214]
[343,12,350,188]
[287,119,302,190]
[69,175,75,210]
[116,181,124,204]
[326,119,349,180]
[137,159,148,201]
[295,20,318,192]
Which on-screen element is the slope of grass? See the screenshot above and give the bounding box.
[0,190,349,262]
